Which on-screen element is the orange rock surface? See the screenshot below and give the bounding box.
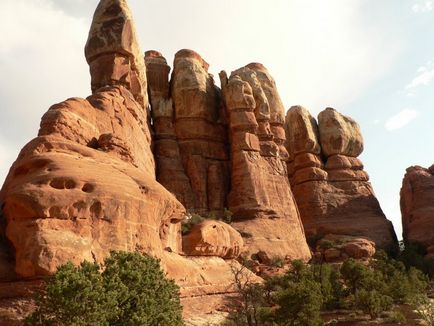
[285,106,397,251]
[401,165,434,253]
[0,0,256,301]
[220,66,311,261]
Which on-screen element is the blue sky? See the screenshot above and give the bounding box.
[0,0,433,238]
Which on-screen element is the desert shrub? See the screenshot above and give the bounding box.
[354,289,393,319]
[399,242,434,277]
[181,212,204,235]
[25,251,183,326]
[311,263,344,309]
[269,256,284,268]
[318,239,335,250]
[410,293,434,326]
[386,309,406,324]
[275,277,323,326]
[223,208,234,224]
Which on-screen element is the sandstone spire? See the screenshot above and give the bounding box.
[285,107,398,251]
[220,65,311,260]
[85,0,148,108]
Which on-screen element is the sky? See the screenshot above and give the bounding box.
[1,0,434,239]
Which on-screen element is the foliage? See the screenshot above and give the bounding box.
[386,309,406,324]
[25,251,183,326]
[274,277,323,326]
[354,289,393,319]
[410,293,434,326]
[269,256,284,268]
[223,208,234,224]
[181,212,204,235]
[399,242,434,277]
[228,251,433,324]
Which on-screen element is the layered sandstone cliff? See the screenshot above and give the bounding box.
[401,165,434,256]
[0,0,256,304]
[144,49,311,260]
[285,106,397,251]
[219,66,311,260]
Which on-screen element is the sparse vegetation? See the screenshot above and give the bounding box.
[227,249,433,325]
[25,251,183,326]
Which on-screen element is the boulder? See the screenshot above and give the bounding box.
[182,220,243,259]
[317,107,363,157]
[315,234,376,262]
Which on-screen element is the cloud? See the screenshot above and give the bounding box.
[384,109,419,131]
[412,1,433,13]
[406,65,434,90]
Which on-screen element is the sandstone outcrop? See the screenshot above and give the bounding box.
[220,66,311,260]
[145,51,195,208]
[85,0,148,108]
[182,220,243,259]
[0,0,259,303]
[146,50,229,214]
[285,106,397,251]
[400,165,434,255]
[314,234,376,263]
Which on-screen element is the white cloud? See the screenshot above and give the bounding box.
[406,66,434,89]
[412,1,433,13]
[384,109,419,131]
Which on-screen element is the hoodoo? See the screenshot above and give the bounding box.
[285,106,398,252]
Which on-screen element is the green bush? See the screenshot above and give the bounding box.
[25,251,183,326]
[354,289,393,319]
[181,212,204,235]
[275,278,323,326]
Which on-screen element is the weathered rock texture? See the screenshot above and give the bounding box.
[0,0,259,305]
[400,165,434,254]
[146,50,229,214]
[219,65,311,260]
[285,107,397,251]
[85,0,148,108]
[314,234,376,263]
[183,220,243,259]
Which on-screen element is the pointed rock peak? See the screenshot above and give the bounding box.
[85,0,147,108]
[174,49,210,71]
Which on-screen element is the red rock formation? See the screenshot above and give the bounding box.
[401,165,434,254]
[145,51,195,208]
[0,1,258,305]
[220,66,311,260]
[285,107,397,251]
[183,220,243,259]
[314,234,376,263]
[85,0,148,108]
[170,50,229,215]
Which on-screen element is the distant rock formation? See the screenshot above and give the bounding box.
[285,106,398,251]
[401,165,434,256]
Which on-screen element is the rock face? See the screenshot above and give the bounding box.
[146,52,311,261]
[0,0,261,303]
[146,50,229,215]
[85,0,147,108]
[285,107,397,251]
[219,65,311,260]
[183,220,243,259]
[314,234,376,263]
[400,165,434,253]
